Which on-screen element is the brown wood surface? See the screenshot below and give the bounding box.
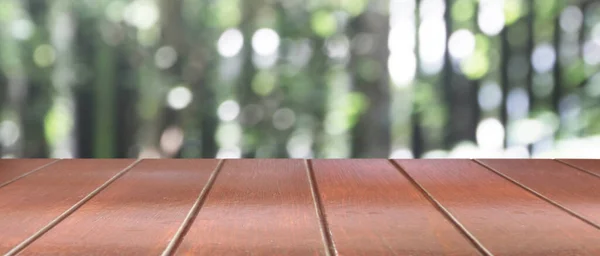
[394,159,600,255]
[311,159,480,255]
[559,159,600,178]
[1,159,600,255]
[174,159,325,255]
[0,159,56,186]
[0,159,135,254]
[480,159,600,226]
[19,159,219,255]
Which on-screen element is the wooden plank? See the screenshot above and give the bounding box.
[394,159,600,255]
[311,159,481,255]
[19,159,219,255]
[174,159,325,255]
[0,159,135,254]
[557,159,600,178]
[0,159,57,187]
[478,159,600,227]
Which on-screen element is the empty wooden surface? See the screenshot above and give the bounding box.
[480,159,600,226]
[0,159,134,254]
[559,159,600,178]
[311,160,480,255]
[174,159,325,255]
[0,159,599,255]
[394,159,600,255]
[19,159,219,255]
[0,159,56,186]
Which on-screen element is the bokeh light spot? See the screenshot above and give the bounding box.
[218,100,240,121]
[273,108,296,130]
[461,51,489,79]
[478,81,502,111]
[478,1,505,36]
[252,28,280,56]
[33,44,56,67]
[476,118,505,150]
[154,46,178,70]
[10,19,34,40]
[388,51,417,87]
[0,120,20,147]
[167,86,193,110]
[217,28,244,58]
[123,0,159,30]
[448,29,475,60]
[160,126,184,156]
[531,44,556,73]
[560,6,583,33]
[311,11,337,38]
[252,71,276,96]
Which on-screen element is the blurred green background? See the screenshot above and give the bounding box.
[0,0,599,159]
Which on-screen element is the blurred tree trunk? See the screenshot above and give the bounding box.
[23,0,51,157]
[552,17,562,115]
[500,27,510,147]
[442,0,454,148]
[448,76,479,143]
[159,0,186,158]
[73,8,96,158]
[412,0,423,158]
[178,0,218,158]
[197,73,218,158]
[468,2,481,144]
[350,8,391,158]
[411,112,424,158]
[0,69,6,155]
[115,53,138,158]
[526,0,535,111]
[309,39,328,158]
[239,1,258,157]
[551,10,564,141]
[525,1,535,153]
[443,0,480,147]
[92,36,117,158]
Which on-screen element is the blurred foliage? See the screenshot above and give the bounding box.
[1,0,600,159]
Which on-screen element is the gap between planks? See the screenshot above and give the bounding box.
[388,160,493,256]
[304,159,337,256]
[4,159,144,256]
[161,159,226,256]
[0,159,61,190]
[554,159,600,180]
[473,159,600,230]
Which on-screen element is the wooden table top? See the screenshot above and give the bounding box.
[0,159,599,255]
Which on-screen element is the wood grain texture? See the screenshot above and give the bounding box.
[19,159,219,255]
[0,159,134,254]
[558,159,600,178]
[174,159,325,255]
[394,159,600,255]
[479,159,600,226]
[311,159,481,256]
[0,159,56,186]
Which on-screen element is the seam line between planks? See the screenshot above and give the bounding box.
[473,159,600,230]
[4,158,143,256]
[161,159,226,256]
[304,159,337,256]
[0,159,62,190]
[388,160,492,256]
[554,159,600,180]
